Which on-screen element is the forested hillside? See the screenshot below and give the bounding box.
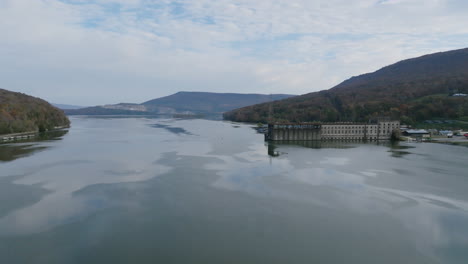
[224,48,468,124]
[0,89,70,134]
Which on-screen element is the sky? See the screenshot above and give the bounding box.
[1,0,468,106]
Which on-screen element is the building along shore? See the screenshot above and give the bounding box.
[265,120,400,141]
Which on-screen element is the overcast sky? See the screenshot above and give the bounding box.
[1,0,467,106]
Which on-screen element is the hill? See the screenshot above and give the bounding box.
[0,89,70,135]
[66,92,296,115]
[223,48,468,124]
[64,106,149,115]
[53,103,85,110]
[142,92,295,113]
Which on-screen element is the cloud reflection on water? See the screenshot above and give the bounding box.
[0,117,467,262]
[206,139,468,260]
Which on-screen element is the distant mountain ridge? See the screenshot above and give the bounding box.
[65,92,296,115]
[0,89,70,135]
[224,47,468,124]
[53,103,85,110]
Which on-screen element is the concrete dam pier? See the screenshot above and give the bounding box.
[265,120,400,141]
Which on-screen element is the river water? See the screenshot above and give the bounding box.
[0,116,467,263]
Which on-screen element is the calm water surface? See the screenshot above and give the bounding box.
[0,116,467,263]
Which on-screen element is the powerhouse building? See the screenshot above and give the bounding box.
[266,120,400,141]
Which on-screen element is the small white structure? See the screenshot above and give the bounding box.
[403,129,430,139]
[440,130,454,138]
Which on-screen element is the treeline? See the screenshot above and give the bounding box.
[224,48,468,124]
[0,89,70,135]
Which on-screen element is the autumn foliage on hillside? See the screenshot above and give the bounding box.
[0,89,70,134]
[224,48,468,124]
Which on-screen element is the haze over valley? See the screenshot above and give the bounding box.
[64,92,296,116]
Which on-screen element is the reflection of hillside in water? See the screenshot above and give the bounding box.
[267,141,356,157]
[387,142,416,158]
[267,141,414,158]
[0,130,68,162]
[149,123,193,135]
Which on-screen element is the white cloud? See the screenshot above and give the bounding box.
[0,0,467,105]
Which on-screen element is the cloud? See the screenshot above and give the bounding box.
[0,0,467,105]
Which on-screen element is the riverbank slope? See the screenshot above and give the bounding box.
[0,89,70,135]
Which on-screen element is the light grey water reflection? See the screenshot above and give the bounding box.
[0,116,467,264]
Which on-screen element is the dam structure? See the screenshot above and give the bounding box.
[265,120,400,141]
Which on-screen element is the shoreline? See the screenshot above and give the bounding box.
[0,126,69,143]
